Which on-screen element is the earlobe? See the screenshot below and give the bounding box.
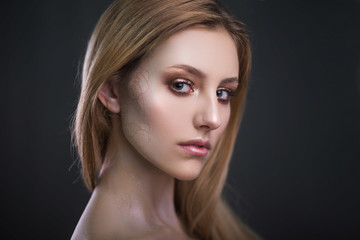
[98,79,121,113]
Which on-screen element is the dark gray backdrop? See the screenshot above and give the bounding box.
[1,0,359,239]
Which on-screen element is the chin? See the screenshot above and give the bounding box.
[171,160,205,181]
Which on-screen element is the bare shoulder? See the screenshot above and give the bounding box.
[70,191,126,240]
[70,190,196,240]
[70,191,153,240]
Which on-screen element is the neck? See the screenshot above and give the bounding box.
[95,115,180,228]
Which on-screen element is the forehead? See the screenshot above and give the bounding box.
[144,27,239,79]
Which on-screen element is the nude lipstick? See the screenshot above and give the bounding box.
[179,139,210,157]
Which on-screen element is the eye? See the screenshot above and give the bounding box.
[170,79,193,94]
[216,89,233,103]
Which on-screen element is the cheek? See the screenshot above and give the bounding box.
[120,88,152,151]
[223,106,231,128]
[120,85,189,157]
[214,106,231,139]
[120,102,151,150]
[120,71,154,144]
[145,91,192,141]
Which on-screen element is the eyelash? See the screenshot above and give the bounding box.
[169,79,235,104]
[169,79,194,95]
[217,88,235,104]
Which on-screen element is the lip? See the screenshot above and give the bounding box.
[178,139,211,157]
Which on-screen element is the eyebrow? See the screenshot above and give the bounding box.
[221,77,239,85]
[168,64,239,85]
[168,64,206,78]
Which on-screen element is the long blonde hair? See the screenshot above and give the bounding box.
[73,0,258,239]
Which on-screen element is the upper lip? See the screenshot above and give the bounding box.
[179,139,211,150]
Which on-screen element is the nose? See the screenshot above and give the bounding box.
[193,95,222,131]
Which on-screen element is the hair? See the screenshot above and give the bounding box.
[72,0,258,239]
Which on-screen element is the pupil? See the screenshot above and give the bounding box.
[174,82,183,90]
[216,90,222,97]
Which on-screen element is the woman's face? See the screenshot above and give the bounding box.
[119,27,239,180]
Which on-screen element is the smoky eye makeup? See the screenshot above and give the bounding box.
[168,78,194,95]
[163,69,195,95]
[216,80,239,103]
[216,88,235,103]
[218,87,241,104]
[163,68,239,102]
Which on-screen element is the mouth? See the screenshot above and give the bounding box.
[178,139,211,157]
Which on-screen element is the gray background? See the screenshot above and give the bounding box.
[1,0,359,239]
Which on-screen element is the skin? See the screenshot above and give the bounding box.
[71,27,239,240]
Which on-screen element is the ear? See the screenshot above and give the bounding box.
[98,79,121,113]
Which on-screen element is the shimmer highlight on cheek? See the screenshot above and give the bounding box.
[127,69,151,103]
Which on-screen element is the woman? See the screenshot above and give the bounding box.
[71,0,259,239]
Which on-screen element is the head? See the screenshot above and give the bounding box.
[99,26,240,183]
[74,0,250,190]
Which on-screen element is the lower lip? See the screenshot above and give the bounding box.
[179,144,209,157]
